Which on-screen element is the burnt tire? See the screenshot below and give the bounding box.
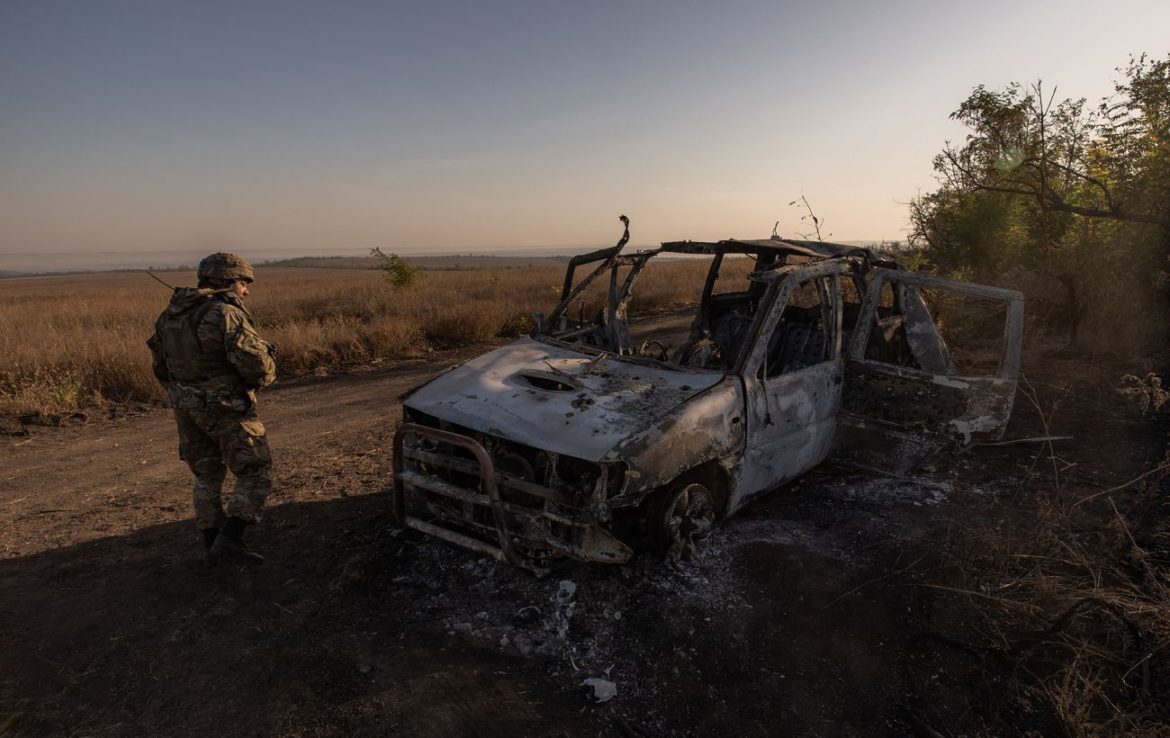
[649,482,715,562]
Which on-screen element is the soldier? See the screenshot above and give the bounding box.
[148,253,277,564]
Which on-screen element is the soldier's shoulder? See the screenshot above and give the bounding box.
[208,299,254,327]
[201,299,238,324]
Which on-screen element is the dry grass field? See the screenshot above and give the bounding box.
[0,260,718,420]
[265,253,572,270]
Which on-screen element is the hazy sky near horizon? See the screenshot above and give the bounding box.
[2,0,1168,263]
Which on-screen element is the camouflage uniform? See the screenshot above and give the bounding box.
[148,256,276,533]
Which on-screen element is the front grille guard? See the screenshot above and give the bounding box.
[393,423,633,574]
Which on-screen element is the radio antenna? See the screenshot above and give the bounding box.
[146,271,175,290]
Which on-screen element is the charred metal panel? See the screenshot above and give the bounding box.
[898,285,956,375]
[723,261,846,510]
[658,238,888,263]
[604,252,654,355]
[841,361,1015,434]
[835,378,1018,475]
[732,260,848,374]
[406,336,722,461]
[847,269,1024,381]
[605,378,744,502]
[837,268,1023,474]
[842,363,968,427]
[556,215,630,304]
[836,362,1017,475]
[830,419,940,478]
[734,360,843,512]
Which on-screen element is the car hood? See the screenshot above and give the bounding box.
[404,336,724,461]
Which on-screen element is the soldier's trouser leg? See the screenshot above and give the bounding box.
[210,409,272,525]
[181,404,273,526]
[174,409,228,530]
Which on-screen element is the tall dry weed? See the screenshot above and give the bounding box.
[0,261,716,419]
[934,383,1170,736]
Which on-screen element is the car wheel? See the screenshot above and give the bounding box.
[650,483,715,561]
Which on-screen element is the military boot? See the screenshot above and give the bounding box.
[202,528,220,549]
[208,517,264,564]
[201,527,220,566]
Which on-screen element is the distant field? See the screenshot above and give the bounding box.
[264,254,571,270]
[0,261,712,420]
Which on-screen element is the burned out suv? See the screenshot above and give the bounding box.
[395,217,1023,573]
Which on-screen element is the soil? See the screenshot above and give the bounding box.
[0,347,1164,737]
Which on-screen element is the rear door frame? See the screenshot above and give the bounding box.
[837,268,1024,473]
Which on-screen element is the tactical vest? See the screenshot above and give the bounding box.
[158,297,237,383]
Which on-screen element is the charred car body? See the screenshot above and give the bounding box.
[395,218,1024,573]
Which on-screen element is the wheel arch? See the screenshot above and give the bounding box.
[655,458,732,521]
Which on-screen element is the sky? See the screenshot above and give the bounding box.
[2,0,1168,270]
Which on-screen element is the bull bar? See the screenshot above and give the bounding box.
[392,423,631,575]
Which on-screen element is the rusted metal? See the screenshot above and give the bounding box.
[394,421,633,573]
[549,215,631,329]
[396,222,1026,570]
[393,423,526,568]
[846,269,1024,379]
[837,268,1025,473]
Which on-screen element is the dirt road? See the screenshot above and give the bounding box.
[0,351,472,560]
[1,349,1161,737]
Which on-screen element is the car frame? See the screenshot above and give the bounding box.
[394,218,1024,573]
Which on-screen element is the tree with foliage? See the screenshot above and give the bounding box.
[935,56,1169,230]
[910,54,1170,348]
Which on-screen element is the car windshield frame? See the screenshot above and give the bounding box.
[533,237,889,374]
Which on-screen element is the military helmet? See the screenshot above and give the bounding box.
[197,252,254,284]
